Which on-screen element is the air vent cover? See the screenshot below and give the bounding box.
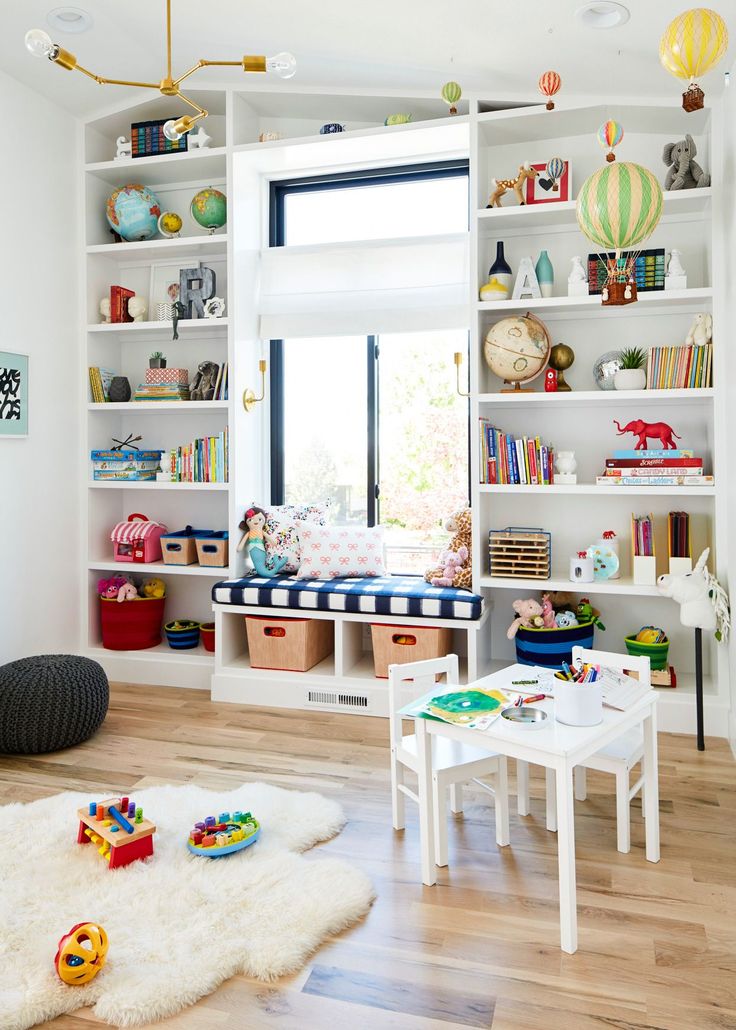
[307,690,369,709]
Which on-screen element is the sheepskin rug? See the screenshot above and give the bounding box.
[0,783,374,1029]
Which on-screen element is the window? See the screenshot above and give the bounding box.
[270,162,470,574]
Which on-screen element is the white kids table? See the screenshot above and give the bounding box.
[409,663,660,954]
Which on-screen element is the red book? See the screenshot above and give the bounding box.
[605,457,702,468]
[110,285,135,323]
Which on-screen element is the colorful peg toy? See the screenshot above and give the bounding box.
[187,810,260,858]
[76,797,156,870]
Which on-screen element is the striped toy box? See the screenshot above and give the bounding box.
[515,621,595,669]
[145,368,189,385]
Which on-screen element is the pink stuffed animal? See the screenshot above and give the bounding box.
[541,593,556,629]
[97,576,128,600]
[430,546,469,587]
[507,598,545,639]
[116,582,139,603]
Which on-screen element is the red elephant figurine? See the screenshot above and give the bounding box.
[613,418,681,450]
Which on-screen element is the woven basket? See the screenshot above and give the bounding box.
[515,620,595,669]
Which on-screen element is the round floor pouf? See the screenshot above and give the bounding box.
[0,655,109,754]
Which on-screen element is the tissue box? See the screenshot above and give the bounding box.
[145,367,189,385]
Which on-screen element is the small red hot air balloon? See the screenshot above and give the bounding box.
[538,70,561,110]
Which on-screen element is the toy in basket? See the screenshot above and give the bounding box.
[187,810,260,857]
[76,796,155,869]
[507,593,604,669]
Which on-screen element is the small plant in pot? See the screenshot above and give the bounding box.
[614,347,647,391]
[149,351,167,369]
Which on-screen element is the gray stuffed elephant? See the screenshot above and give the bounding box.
[663,134,710,190]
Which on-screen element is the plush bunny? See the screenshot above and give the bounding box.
[685,312,712,348]
[507,598,545,639]
[117,582,139,603]
[430,546,469,587]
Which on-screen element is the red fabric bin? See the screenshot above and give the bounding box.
[99,597,165,650]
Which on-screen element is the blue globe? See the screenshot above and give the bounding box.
[106,184,162,241]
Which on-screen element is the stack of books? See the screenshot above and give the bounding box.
[645,343,712,389]
[134,382,191,402]
[479,419,554,485]
[88,367,117,402]
[597,448,713,487]
[162,428,229,483]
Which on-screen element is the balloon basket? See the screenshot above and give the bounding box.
[682,84,704,113]
[602,281,637,306]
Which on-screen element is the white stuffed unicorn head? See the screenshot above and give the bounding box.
[657,548,730,643]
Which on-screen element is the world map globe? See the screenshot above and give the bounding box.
[106,184,161,241]
[483,314,551,387]
[191,187,227,233]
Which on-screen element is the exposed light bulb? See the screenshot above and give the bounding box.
[266,52,296,79]
[25,28,56,59]
[163,119,183,141]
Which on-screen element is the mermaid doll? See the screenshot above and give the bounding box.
[236,506,288,577]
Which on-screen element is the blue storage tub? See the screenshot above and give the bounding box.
[515,621,595,669]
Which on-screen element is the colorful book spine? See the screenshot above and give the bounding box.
[604,467,703,476]
[612,449,694,459]
[605,457,702,469]
[598,475,713,486]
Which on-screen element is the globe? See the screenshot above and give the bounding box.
[483,314,551,388]
[106,184,161,241]
[593,350,624,390]
[158,211,183,238]
[191,187,227,233]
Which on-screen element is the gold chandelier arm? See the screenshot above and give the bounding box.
[176,90,208,119]
[172,60,208,87]
[74,63,160,89]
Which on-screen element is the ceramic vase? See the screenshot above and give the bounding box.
[614,367,647,391]
[535,249,554,298]
[488,241,512,299]
[555,450,577,476]
[108,376,131,402]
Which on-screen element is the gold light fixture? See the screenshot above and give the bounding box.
[454,352,470,398]
[243,360,267,413]
[25,0,295,141]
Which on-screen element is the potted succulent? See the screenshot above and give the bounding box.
[149,351,167,369]
[614,347,647,391]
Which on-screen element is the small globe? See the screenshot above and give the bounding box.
[158,211,183,238]
[191,187,226,233]
[483,314,551,385]
[593,350,624,390]
[106,184,161,241]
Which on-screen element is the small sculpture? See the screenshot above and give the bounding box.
[549,343,574,391]
[667,249,686,277]
[127,296,147,322]
[236,506,288,577]
[685,312,712,347]
[544,369,557,392]
[663,134,710,190]
[188,125,212,150]
[190,361,219,401]
[554,450,577,476]
[665,248,687,290]
[171,300,187,340]
[203,296,226,319]
[114,136,132,160]
[658,548,730,642]
[568,255,589,297]
[613,418,681,450]
[259,131,283,142]
[487,163,538,207]
[99,297,111,323]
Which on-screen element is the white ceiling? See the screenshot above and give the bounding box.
[3,0,735,117]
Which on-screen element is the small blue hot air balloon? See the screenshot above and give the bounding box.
[546,157,565,192]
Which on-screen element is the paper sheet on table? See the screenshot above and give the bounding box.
[416,687,513,730]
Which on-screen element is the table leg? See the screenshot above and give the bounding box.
[415,718,436,886]
[545,768,557,832]
[642,706,660,863]
[555,763,578,954]
[516,759,530,816]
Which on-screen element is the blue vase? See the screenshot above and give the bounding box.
[488,241,512,299]
[535,250,554,298]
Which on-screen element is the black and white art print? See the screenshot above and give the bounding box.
[0,352,28,438]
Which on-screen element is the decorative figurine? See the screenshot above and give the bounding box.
[567,255,588,297]
[127,296,147,322]
[512,257,541,300]
[114,135,132,160]
[440,81,462,115]
[188,125,212,149]
[158,211,183,238]
[538,70,561,110]
[613,418,681,450]
[545,157,565,191]
[259,131,283,142]
[663,134,710,190]
[236,506,289,577]
[665,248,687,290]
[99,297,111,323]
[597,119,623,162]
[544,369,557,392]
[203,296,226,319]
[190,360,219,401]
[554,450,577,484]
[171,300,187,340]
[179,265,216,318]
[487,163,538,207]
[686,312,712,347]
[549,342,574,391]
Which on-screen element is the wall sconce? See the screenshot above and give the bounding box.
[454,351,470,397]
[243,359,267,412]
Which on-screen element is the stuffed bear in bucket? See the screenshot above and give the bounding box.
[507,593,605,669]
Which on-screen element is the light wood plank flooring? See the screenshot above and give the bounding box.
[2,683,735,1030]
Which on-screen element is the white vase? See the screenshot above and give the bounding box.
[614,368,646,391]
[555,451,577,476]
[569,555,594,583]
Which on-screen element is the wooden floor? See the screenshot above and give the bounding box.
[3,684,736,1030]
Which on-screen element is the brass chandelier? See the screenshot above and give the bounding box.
[25,0,295,141]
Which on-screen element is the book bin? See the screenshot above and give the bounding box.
[245,616,333,673]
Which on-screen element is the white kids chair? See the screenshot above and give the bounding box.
[544,645,652,853]
[388,654,510,867]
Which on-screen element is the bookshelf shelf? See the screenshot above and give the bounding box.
[87,401,229,412]
[88,481,229,490]
[478,573,660,596]
[86,234,228,260]
[88,318,228,334]
[476,287,713,316]
[477,388,714,407]
[85,147,228,187]
[88,560,227,577]
[478,483,716,496]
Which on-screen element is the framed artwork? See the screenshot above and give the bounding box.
[0,351,29,438]
[149,260,186,321]
[525,160,572,204]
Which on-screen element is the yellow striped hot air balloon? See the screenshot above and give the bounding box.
[660,8,729,111]
[441,81,462,115]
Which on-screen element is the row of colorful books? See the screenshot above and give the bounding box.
[597,449,713,487]
[632,512,654,556]
[131,119,187,158]
[161,428,229,483]
[134,383,191,402]
[479,419,554,485]
[588,249,665,295]
[645,343,712,390]
[88,367,116,403]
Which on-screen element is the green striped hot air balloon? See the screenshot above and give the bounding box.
[576,161,663,256]
[441,81,462,115]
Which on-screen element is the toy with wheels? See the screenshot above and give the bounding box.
[187,810,260,857]
[54,922,108,985]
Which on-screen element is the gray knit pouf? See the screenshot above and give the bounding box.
[0,654,109,754]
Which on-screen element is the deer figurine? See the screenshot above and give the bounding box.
[487,163,538,207]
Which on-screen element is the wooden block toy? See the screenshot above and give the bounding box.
[77,797,156,870]
[127,801,136,819]
[121,796,129,811]
[135,807,143,824]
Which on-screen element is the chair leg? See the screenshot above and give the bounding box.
[545,768,557,832]
[495,757,510,847]
[574,766,587,802]
[449,782,463,814]
[433,775,449,867]
[517,759,530,817]
[615,767,631,854]
[390,750,405,831]
[641,782,646,819]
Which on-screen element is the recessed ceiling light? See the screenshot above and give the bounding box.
[575,2,630,29]
[46,7,93,34]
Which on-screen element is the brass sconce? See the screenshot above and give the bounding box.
[454,351,470,398]
[243,359,267,412]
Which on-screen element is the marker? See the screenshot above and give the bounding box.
[561,661,574,681]
[514,693,546,707]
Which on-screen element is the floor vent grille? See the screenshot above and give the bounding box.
[307,690,369,709]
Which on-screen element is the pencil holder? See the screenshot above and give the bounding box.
[554,681,603,726]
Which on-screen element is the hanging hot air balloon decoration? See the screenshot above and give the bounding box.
[597,120,624,162]
[576,161,663,305]
[660,8,729,111]
[440,81,462,115]
[545,157,565,192]
[538,71,561,110]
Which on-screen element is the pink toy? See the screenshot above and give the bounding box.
[97,576,128,600]
[430,546,469,587]
[544,368,557,392]
[507,598,545,639]
[110,513,167,564]
[613,418,681,450]
[541,593,556,628]
[116,582,138,603]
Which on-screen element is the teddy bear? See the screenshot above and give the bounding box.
[541,593,556,628]
[507,598,545,639]
[425,508,473,590]
[545,590,574,612]
[141,577,166,599]
[430,546,469,587]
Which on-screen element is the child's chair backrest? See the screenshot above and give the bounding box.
[572,646,651,688]
[387,654,460,748]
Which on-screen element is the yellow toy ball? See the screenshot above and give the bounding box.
[54,922,108,985]
[636,626,664,644]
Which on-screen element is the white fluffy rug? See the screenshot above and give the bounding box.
[0,783,374,1029]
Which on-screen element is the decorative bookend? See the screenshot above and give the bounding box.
[512,258,541,300]
[179,265,216,318]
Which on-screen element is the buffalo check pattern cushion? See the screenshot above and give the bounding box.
[296,525,385,580]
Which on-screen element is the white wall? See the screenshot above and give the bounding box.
[0,69,80,663]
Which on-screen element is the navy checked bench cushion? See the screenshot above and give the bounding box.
[211,575,484,621]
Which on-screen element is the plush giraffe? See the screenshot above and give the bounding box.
[424,508,473,591]
[487,163,538,207]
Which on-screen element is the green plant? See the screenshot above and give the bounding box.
[149,350,165,360]
[619,346,647,370]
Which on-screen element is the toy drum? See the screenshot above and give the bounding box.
[515,620,595,670]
